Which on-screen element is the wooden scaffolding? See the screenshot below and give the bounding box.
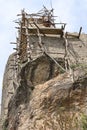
[11,7,82,75]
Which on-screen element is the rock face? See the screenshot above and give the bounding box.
[3,71,87,130]
[2,55,87,130]
[1,34,87,130]
[1,53,17,121]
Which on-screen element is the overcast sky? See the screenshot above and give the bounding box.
[0,0,87,105]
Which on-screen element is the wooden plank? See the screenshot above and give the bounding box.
[66,33,79,38]
[28,28,63,35]
[10,42,17,44]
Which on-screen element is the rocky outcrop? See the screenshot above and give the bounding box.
[1,54,65,129]
[3,71,87,130]
[1,53,17,121]
[2,53,87,130]
[1,33,87,130]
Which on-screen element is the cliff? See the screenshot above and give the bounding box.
[1,33,87,130]
[3,66,87,130]
[1,53,17,121]
[1,56,87,130]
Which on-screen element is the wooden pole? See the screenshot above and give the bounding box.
[26,18,32,61]
[78,27,82,38]
[35,22,45,53]
[44,52,66,72]
[63,34,71,71]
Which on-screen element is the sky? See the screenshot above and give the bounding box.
[0,0,87,105]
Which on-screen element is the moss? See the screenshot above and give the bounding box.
[81,114,87,130]
[2,119,8,130]
[70,63,80,69]
[71,63,87,71]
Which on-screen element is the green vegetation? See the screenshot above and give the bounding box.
[2,119,8,130]
[71,63,87,73]
[70,63,80,69]
[81,114,87,130]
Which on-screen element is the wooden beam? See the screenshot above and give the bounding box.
[10,64,18,67]
[10,42,17,44]
[66,33,79,38]
[44,52,66,72]
[28,27,63,35]
[78,27,82,38]
[15,27,20,29]
[66,27,82,39]
[13,48,18,50]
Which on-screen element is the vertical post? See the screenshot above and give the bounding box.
[78,27,82,38]
[16,36,20,63]
[19,9,28,63]
[64,34,68,71]
[37,27,44,52]
[64,34,74,81]
[14,55,17,79]
[64,33,71,71]
[25,18,32,61]
[16,37,20,73]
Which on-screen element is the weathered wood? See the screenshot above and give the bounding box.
[66,33,79,38]
[15,27,20,29]
[36,25,44,52]
[26,19,32,61]
[44,52,66,72]
[66,29,82,39]
[10,42,17,44]
[15,9,67,68]
[10,64,18,66]
[78,27,82,38]
[64,34,71,71]
[64,35,68,71]
[28,27,63,35]
[13,48,18,50]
